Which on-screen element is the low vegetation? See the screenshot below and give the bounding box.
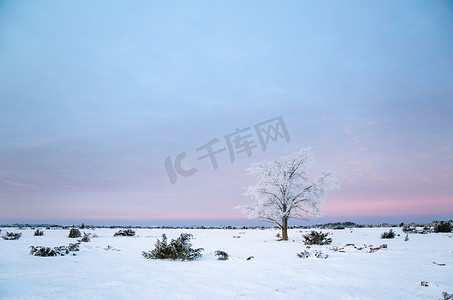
[2,232,22,240]
[30,243,80,257]
[381,229,395,239]
[114,229,136,237]
[302,231,332,245]
[215,250,229,260]
[297,250,328,259]
[142,233,203,261]
[68,228,82,238]
[79,232,91,242]
[34,229,44,236]
[434,221,452,233]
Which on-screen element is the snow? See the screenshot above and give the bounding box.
[0,227,452,299]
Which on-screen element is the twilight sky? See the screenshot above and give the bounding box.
[1,1,452,225]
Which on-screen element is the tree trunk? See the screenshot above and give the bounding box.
[281,216,289,240]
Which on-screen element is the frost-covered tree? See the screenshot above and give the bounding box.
[237,148,339,240]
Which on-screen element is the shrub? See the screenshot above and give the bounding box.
[402,225,431,234]
[302,231,332,245]
[114,229,136,237]
[402,225,415,233]
[79,232,91,242]
[2,232,22,240]
[30,246,61,257]
[442,292,453,300]
[297,250,311,258]
[66,242,80,251]
[333,225,345,230]
[30,242,80,257]
[68,228,82,238]
[142,233,203,261]
[381,229,395,239]
[297,250,328,259]
[434,221,452,233]
[215,250,229,260]
[34,229,44,236]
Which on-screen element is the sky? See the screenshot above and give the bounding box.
[1,0,452,226]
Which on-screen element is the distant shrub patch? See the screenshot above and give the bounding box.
[442,292,453,300]
[34,229,44,236]
[303,231,332,245]
[402,225,431,234]
[381,229,395,239]
[2,232,22,240]
[114,229,136,237]
[142,233,203,261]
[68,228,82,238]
[434,221,452,233]
[215,250,229,260]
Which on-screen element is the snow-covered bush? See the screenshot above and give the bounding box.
[402,225,416,233]
[30,246,61,257]
[313,250,329,258]
[333,225,345,230]
[79,232,91,242]
[66,242,80,251]
[2,232,22,240]
[30,243,80,257]
[142,233,203,261]
[297,250,328,259]
[114,229,136,237]
[402,225,431,234]
[297,250,311,258]
[302,231,332,245]
[215,250,229,260]
[381,229,395,239]
[434,221,452,233]
[68,228,82,238]
[442,292,453,300]
[34,229,44,236]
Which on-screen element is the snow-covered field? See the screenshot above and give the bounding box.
[0,227,452,299]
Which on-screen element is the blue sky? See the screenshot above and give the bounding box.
[1,1,452,225]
